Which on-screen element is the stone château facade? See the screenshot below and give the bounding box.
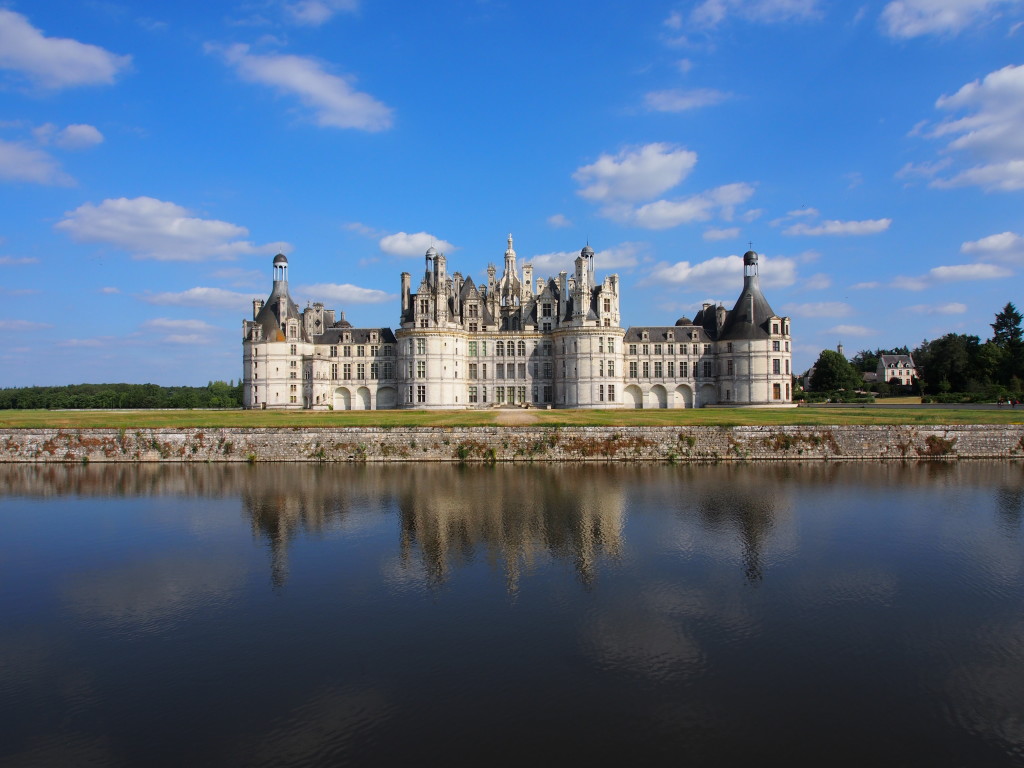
[242,236,793,409]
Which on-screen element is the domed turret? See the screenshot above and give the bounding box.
[273,253,288,265]
[675,316,692,327]
[581,244,595,257]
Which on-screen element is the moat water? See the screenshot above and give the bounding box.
[1,462,1022,767]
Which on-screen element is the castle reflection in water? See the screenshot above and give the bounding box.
[2,461,1021,591]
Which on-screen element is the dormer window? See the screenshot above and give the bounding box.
[667,332,673,340]
[642,331,649,341]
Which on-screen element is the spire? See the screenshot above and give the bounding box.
[503,232,517,277]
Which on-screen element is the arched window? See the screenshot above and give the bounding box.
[507,341,515,357]
[496,341,504,356]
[517,340,526,356]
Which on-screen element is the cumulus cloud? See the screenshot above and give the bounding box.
[644,88,731,112]
[908,302,968,314]
[573,143,697,202]
[547,213,572,228]
[282,0,358,25]
[378,231,455,257]
[961,231,1024,263]
[824,324,875,337]
[784,218,892,236]
[33,123,103,149]
[803,273,832,290]
[920,64,1024,191]
[890,275,930,291]
[643,252,797,293]
[0,138,72,185]
[609,183,756,229]
[880,0,1023,38]
[703,227,739,241]
[141,287,252,309]
[56,197,290,261]
[213,43,392,132]
[782,302,853,317]
[0,9,131,89]
[297,283,393,303]
[0,319,52,330]
[528,242,645,276]
[691,0,822,27]
[929,262,1012,280]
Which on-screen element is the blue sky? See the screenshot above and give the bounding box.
[1,0,1022,386]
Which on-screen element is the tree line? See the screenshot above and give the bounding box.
[808,302,1023,401]
[0,381,243,410]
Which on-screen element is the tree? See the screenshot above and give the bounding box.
[991,302,1024,383]
[809,349,861,392]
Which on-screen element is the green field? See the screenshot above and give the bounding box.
[1,407,1022,428]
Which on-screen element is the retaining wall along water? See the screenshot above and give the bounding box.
[2,425,1024,463]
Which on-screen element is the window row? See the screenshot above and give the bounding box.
[325,344,393,358]
[325,363,395,380]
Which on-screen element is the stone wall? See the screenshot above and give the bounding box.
[2,425,1023,463]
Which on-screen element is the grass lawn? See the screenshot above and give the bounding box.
[0,407,1022,428]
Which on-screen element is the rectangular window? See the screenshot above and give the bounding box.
[727,360,734,375]
[772,340,781,351]
[681,361,689,377]
[356,345,365,357]
[481,387,487,402]
[642,361,650,378]
[329,345,338,357]
[654,362,663,377]
[469,363,478,379]
[343,364,351,379]
[416,338,426,354]
[629,344,637,355]
[607,361,615,377]
[654,343,662,355]
[542,303,552,317]
[468,341,477,356]
[357,363,365,378]
[370,363,379,378]
[786,360,790,374]
[417,385,426,403]
[599,338,604,353]
[482,364,488,378]
[383,362,393,379]
[290,384,297,392]
[785,341,790,351]
[407,386,413,403]
[417,360,426,378]
[599,384,605,402]
[543,362,553,378]
[603,298,611,312]
[384,345,393,356]
[692,344,699,355]
[517,386,526,403]
[290,360,297,368]
[290,395,297,403]
[289,371,297,379]
[608,385,615,402]
[667,343,674,354]
[290,344,297,355]
[599,360,605,377]
[667,361,674,377]
[343,346,351,357]
[419,299,428,314]
[469,323,478,332]
[469,386,478,403]
[518,363,526,379]
[370,345,379,357]
[773,323,780,334]
[703,361,712,377]
[543,385,552,402]
[496,386,505,402]
[773,359,781,374]
[629,361,638,378]
[607,339,615,354]
[773,383,782,400]
[726,342,733,353]
[642,344,649,355]
[331,363,338,379]
[703,344,711,354]
[496,363,505,378]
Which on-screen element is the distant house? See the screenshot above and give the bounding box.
[862,371,878,384]
[877,354,917,387]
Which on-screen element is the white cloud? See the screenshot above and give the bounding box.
[825,324,875,337]
[784,218,891,236]
[881,0,1023,38]
[961,231,1024,263]
[703,227,739,241]
[143,318,218,332]
[922,64,1024,191]
[99,286,120,294]
[547,213,572,228]
[691,0,822,28]
[33,123,104,149]
[57,337,103,348]
[908,302,969,314]
[803,273,832,290]
[851,281,880,289]
[164,334,212,345]
[0,10,131,89]
[298,283,393,303]
[214,43,392,132]
[0,139,72,185]
[0,256,39,265]
[644,253,797,293]
[782,302,853,317]
[895,157,952,180]
[891,275,930,290]
[644,88,731,112]
[0,319,52,330]
[378,231,455,257]
[528,242,645,276]
[610,183,756,229]
[56,197,290,261]
[282,0,358,26]
[344,221,386,238]
[142,287,252,309]
[573,143,697,202]
[929,262,1012,280]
